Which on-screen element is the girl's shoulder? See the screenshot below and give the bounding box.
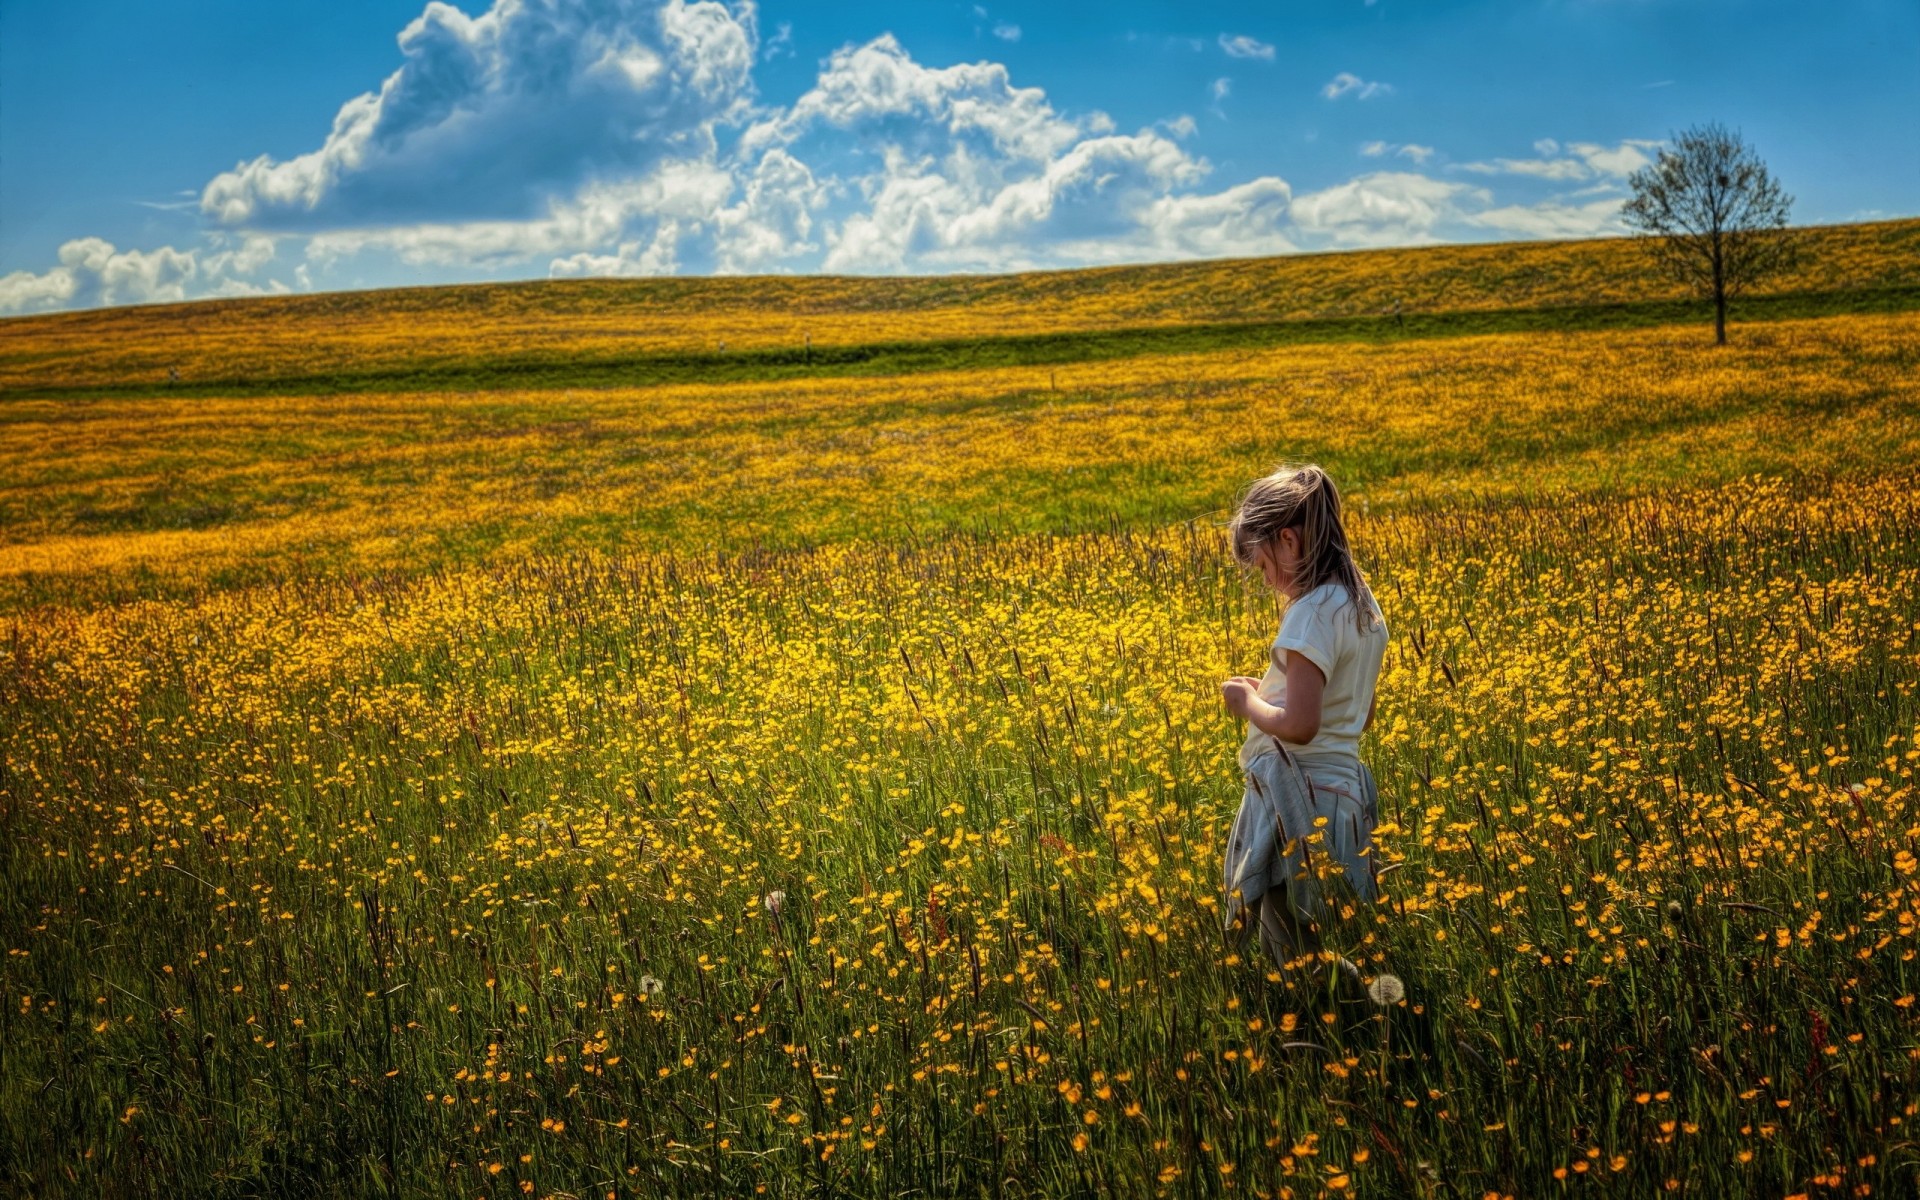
[1290,581,1359,624]
[1284,582,1387,642]
[1288,581,1346,614]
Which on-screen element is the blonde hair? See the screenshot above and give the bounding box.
[1227,463,1378,631]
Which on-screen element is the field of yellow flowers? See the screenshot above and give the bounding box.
[5,228,1920,1198]
[2,218,1915,398]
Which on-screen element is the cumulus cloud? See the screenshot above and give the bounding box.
[740,34,1295,273]
[1138,178,1297,259]
[745,34,1095,163]
[548,224,685,277]
[818,130,1216,272]
[1219,34,1275,61]
[193,0,832,283]
[711,147,828,271]
[202,0,758,230]
[1322,71,1391,101]
[0,235,281,314]
[1289,172,1486,248]
[2,6,1663,312]
[824,162,1296,272]
[306,159,736,268]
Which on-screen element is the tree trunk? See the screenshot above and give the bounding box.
[1711,235,1728,346]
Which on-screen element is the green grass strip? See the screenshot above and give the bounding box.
[9,283,1918,403]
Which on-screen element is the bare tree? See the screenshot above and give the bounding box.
[1622,123,1797,345]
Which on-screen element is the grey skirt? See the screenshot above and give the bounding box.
[1222,740,1381,958]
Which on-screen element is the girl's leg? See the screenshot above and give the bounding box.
[1253,888,1315,970]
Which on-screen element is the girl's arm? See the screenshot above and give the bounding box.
[1364,692,1376,732]
[1222,653,1325,745]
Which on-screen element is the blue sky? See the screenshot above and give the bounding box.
[2,0,1915,312]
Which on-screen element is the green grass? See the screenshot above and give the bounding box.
[5,223,1920,1198]
[5,283,1917,404]
[4,474,1919,1197]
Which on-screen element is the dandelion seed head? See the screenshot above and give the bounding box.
[1367,973,1405,1007]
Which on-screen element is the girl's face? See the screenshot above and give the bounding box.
[1254,528,1304,597]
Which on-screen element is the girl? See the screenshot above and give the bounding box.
[1219,463,1389,979]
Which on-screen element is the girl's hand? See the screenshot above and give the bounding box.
[1221,677,1258,718]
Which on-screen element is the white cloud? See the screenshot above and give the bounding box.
[202,234,279,281]
[821,130,1221,272]
[549,225,685,277]
[711,148,828,271]
[1219,34,1275,61]
[203,275,296,300]
[823,153,1296,272]
[992,22,1021,42]
[1456,138,1660,183]
[1321,71,1392,101]
[762,19,793,60]
[223,27,1312,283]
[1468,198,1626,240]
[1135,178,1297,259]
[1458,157,1589,180]
[1567,139,1659,178]
[0,234,282,314]
[744,34,1091,164]
[306,159,734,268]
[202,0,759,230]
[133,194,201,213]
[1289,172,1485,248]
[3,14,1668,311]
[740,36,1301,273]
[184,1,830,286]
[1360,141,1435,164]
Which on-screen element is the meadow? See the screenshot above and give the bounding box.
[4,221,1920,1198]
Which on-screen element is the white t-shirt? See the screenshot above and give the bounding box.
[1237,581,1388,771]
